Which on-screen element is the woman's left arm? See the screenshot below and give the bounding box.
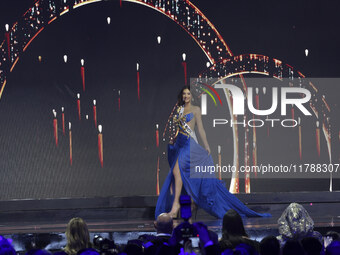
[195,106,211,154]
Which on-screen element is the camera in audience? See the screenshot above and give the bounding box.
[92,236,117,255]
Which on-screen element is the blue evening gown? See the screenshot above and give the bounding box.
[155,112,271,219]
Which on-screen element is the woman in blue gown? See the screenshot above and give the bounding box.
[155,86,270,219]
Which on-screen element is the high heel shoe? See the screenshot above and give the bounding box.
[169,204,180,219]
[169,210,180,219]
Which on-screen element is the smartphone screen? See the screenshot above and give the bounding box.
[189,237,200,248]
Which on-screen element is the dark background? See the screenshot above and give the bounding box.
[0,0,339,200]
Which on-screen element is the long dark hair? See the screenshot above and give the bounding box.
[222,209,248,238]
[219,209,249,250]
[177,86,190,106]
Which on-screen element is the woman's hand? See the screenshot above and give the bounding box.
[205,145,211,155]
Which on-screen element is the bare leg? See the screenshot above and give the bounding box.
[169,159,182,217]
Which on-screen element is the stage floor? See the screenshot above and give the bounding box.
[0,212,340,234]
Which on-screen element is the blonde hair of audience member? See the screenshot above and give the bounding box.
[64,217,92,255]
